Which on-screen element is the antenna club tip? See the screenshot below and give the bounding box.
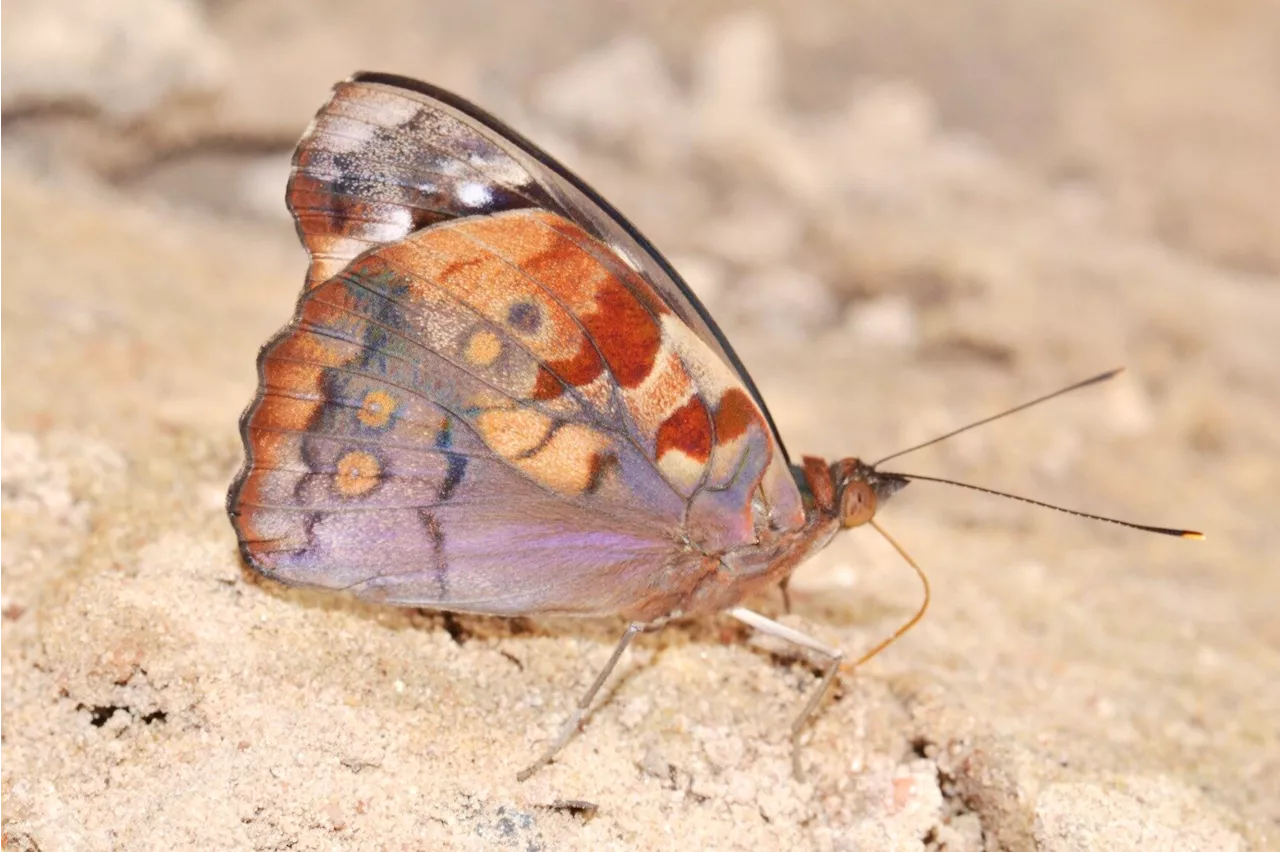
[1181,531,1206,540]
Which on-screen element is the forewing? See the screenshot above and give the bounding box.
[230,210,802,618]
[288,71,792,464]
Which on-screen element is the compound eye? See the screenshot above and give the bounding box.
[840,480,877,528]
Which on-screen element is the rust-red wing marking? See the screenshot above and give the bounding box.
[537,339,607,397]
[655,396,713,463]
[576,282,663,389]
[712,388,759,444]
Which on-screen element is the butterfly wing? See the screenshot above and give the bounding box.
[287,71,792,465]
[230,206,805,620]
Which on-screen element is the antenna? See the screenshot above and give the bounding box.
[872,368,1124,467]
[870,368,1204,539]
[879,472,1203,538]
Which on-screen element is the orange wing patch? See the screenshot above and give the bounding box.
[475,406,555,459]
[334,450,382,497]
[471,396,620,497]
[511,423,614,496]
[462,328,504,367]
[357,389,398,428]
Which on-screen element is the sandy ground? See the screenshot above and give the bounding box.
[3,2,1278,850]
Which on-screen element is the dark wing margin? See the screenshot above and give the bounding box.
[345,71,793,466]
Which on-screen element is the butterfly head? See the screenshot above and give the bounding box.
[796,457,909,529]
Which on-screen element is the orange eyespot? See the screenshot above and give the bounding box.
[840,480,877,528]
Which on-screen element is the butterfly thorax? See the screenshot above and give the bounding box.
[671,457,909,618]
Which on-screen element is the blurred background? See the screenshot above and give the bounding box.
[3,1,1278,849]
[6,0,1280,280]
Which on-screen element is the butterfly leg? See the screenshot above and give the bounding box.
[728,606,841,781]
[778,576,794,614]
[516,620,657,781]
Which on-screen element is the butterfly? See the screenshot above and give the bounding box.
[227,72,1199,782]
